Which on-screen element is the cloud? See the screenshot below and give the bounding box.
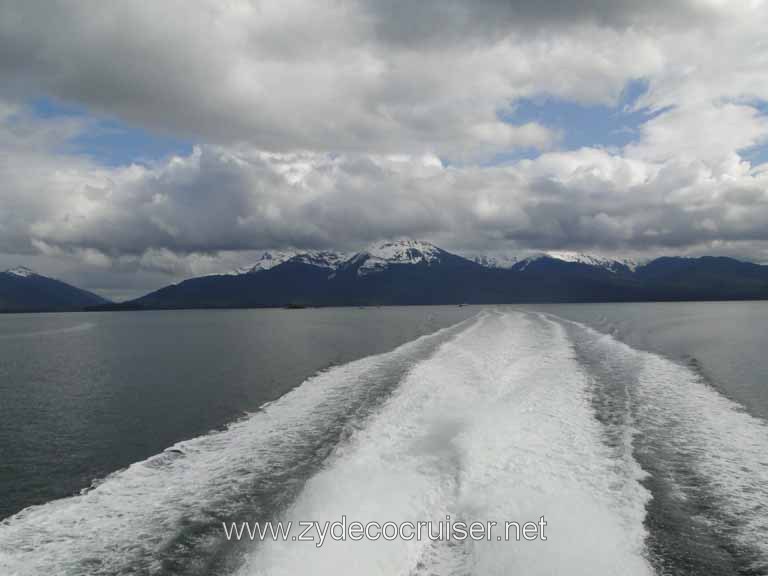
[0,0,672,158]
[362,0,723,39]
[4,105,768,265]
[629,103,768,161]
[1,1,768,296]
[2,2,764,159]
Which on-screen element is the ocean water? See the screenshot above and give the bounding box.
[0,303,766,575]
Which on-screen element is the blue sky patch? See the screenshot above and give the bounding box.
[31,97,193,166]
[741,99,768,166]
[502,79,654,154]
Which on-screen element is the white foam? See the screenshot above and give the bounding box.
[237,311,652,575]
[550,314,768,571]
[0,317,473,576]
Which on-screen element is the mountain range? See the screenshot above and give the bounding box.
[115,240,768,310]
[0,267,108,312]
[6,239,768,312]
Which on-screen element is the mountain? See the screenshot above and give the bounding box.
[0,267,109,312]
[517,252,638,273]
[351,239,445,276]
[230,250,349,275]
[633,256,768,300]
[326,240,487,305]
[117,241,768,309]
[129,240,480,309]
[470,254,520,269]
[473,251,638,273]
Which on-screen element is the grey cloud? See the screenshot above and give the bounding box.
[361,0,716,47]
[0,0,760,160]
[0,1,671,157]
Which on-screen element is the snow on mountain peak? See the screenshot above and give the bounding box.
[367,239,442,262]
[358,239,443,275]
[3,266,36,278]
[547,251,639,271]
[471,251,637,272]
[233,250,348,274]
[470,254,521,269]
[233,251,296,274]
[517,251,637,272]
[221,243,639,278]
[290,251,349,269]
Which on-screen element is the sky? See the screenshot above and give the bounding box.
[1,1,768,300]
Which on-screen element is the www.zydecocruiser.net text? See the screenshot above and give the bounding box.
[223,515,548,547]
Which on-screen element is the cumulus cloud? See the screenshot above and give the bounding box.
[4,109,768,265]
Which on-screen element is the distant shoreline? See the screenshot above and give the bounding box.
[3,297,768,315]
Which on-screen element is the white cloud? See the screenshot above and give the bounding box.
[3,105,768,264]
[627,103,768,167]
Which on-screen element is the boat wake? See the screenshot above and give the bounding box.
[1,310,766,575]
[563,317,768,575]
[236,311,651,576]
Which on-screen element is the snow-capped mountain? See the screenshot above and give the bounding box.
[515,252,638,273]
[231,243,638,277]
[471,251,637,273]
[126,240,768,309]
[289,251,349,270]
[0,267,109,311]
[231,251,296,274]
[3,266,37,278]
[232,250,349,274]
[469,254,520,269]
[353,239,446,276]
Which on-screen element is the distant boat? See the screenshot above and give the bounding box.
[284,303,307,309]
